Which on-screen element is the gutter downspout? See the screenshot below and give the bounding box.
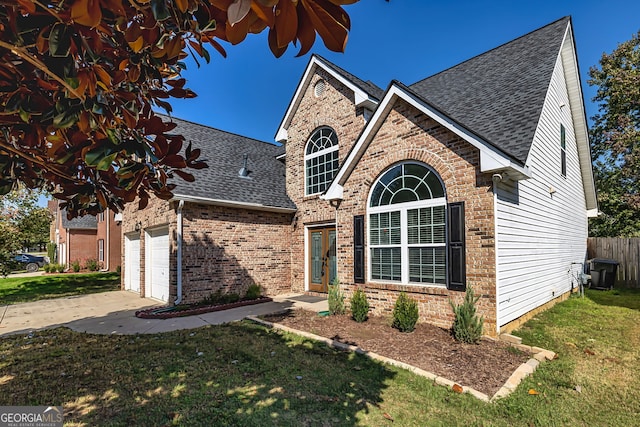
[175,200,184,305]
[66,229,70,270]
[492,178,501,336]
[105,209,110,271]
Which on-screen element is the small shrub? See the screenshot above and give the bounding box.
[43,264,51,273]
[71,260,81,273]
[46,242,56,262]
[350,288,370,322]
[85,258,99,271]
[115,265,121,274]
[203,290,240,306]
[221,292,240,304]
[245,284,262,300]
[56,264,65,273]
[449,286,484,344]
[392,292,419,332]
[328,278,345,315]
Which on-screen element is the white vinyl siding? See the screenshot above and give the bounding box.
[495,49,588,327]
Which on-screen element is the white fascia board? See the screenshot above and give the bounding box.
[326,84,530,199]
[587,208,599,218]
[275,56,379,143]
[275,128,288,144]
[171,194,296,214]
[321,184,343,201]
[561,24,598,212]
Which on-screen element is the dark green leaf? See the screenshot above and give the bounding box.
[49,23,72,57]
[96,152,118,171]
[150,0,171,21]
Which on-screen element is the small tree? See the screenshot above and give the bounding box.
[588,31,640,236]
[328,278,346,315]
[449,287,484,344]
[392,292,419,332]
[350,288,370,323]
[47,242,57,263]
[0,188,52,275]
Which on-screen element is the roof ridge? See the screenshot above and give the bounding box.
[411,16,570,86]
[311,54,384,100]
[155,113,281,148]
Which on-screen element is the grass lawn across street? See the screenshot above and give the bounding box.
[0,272,120,305]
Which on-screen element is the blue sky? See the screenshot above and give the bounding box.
[166,0,640,144]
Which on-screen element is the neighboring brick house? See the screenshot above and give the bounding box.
[49,201,121,271]
[95,209,122,271]
[124,17,597,335]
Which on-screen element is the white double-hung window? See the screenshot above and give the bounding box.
[368,162,447,285]
[305,127,339,195]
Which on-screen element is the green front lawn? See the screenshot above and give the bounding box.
[0,289,639,426]
[0,272,120,305]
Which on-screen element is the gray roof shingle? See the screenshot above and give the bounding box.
[163,116,296,211]
[314,54,385,101]
[409,17,570,164]
[61,210,97,229]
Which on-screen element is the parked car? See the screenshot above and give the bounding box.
[14,254,49,272]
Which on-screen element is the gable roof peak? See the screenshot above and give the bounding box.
[275,54,383,143]
[409,16,572,164]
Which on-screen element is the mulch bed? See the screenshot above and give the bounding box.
[136,297,273,319]
[263,310,529,396]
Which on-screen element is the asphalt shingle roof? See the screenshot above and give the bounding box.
[61,210,97,229]
[314,54,385,101]
[164,116,296,211]
[409,17,570,164]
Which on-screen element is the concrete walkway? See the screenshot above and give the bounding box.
[0,291,327,337]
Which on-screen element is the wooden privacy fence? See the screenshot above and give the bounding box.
[587,238,640,288]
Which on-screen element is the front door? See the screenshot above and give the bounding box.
[309,227,336,293]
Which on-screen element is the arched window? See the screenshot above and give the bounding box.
[368,162,447,285]
[305,127,339,195]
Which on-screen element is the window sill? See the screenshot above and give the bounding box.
[365,281,449,296]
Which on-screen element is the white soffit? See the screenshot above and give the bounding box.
[560,24,598,212]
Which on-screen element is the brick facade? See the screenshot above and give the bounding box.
[64,229,98,267]
[335,99,497,333]
[284,70,498,334]
[285,70,369,292]
[180,204,292,303]
[95,209,122,272]
[121,198,292,303]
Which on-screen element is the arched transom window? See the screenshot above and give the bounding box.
[305,127,339,195]
[368,162,447,285]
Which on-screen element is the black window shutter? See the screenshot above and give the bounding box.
[354,215,365,283]
[447,202,466,291]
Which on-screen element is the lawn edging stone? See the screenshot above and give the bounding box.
[247,313,557,404]
[135,297,273,319]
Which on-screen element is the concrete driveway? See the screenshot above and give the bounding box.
[0,291,326,337]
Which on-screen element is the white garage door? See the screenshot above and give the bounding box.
[124,233,140,293]
[146,227,170,302]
